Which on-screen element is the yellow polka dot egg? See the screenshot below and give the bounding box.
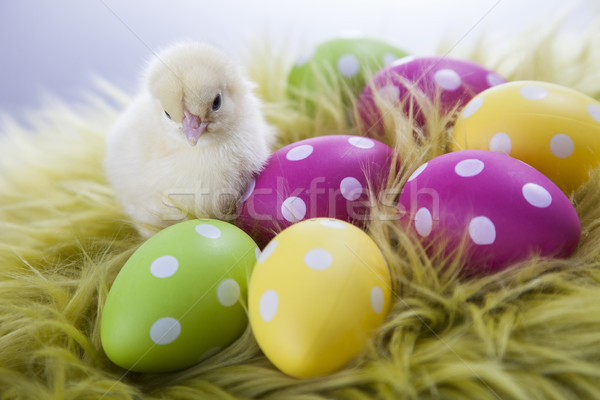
[248,218,391,379]
[101,219,259,373]
[453,80,600,192]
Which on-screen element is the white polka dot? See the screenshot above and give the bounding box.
[259,290,278,322]
[455,159,485,177]
[522,183,553,208]
[370,286,385,314]
[217,279,240,307]
[486,73,505,87]
[434,69,462,91]
[150,255,179,278]
[320,219,347,229]
[550,133,574,158]
[337,54,360,77]
[461,97,484,118]
[304,248,333,271]
[198,347,221,362]
[348,136,375,149]
[150,317,181,345]
[468,216,496,245]
[241,178,255,202]
[254,247,261,260]
[281,196,307,222]
[588,104,600,123]
[286,145,314,161]
[383,53,399,66]
[408,163,428,182]
[340,177,363,201]
[195,224,221,239]
[377,84,400,103]
[258,240,277,263]
[520,85,548,100]
[489,132,512,155]
[414,208,433,237]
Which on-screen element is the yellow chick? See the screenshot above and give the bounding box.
[105,42,275,237]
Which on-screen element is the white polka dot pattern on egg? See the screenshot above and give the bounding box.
[259,290,279,322]
[489,132,512,155]
[469,216,496,245]
[195,224,221,239]
[241,178,255,202]
[320,219,347,229]
[378,85,400,103]
[520,85,548,100]
[434,69,461,91]
[522,183,552,208]
[370,286,385,314]
[337,54,360,77]
[455,159,485,177]
[150,255,179,278]
[340,177,363,201]
[414,208,433,237]
[383,53,398,66]
[304,248,333,270]
[150,317,181,345]
[217,279,241,307]
[258,240,278,263]
[588,104,600,123]
[408,163,428,182]
[286,145,314,161]
[486,73,505,87]
[461,97,484,119]
[281,196,307,223]
[348,136,375,149]
[550,133,574,158]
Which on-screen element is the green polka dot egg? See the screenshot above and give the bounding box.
[101,219,259,373]
[452,80,600,192]
[248,218,392,378]
[288,36,408,110]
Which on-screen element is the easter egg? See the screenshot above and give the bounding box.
[357,56,506,135]
[101,219,259,373]
[288,36,408,110]
[452,80,600,192]
[237,135,395,247]
[248,218,391,378]
[398,150,580,273]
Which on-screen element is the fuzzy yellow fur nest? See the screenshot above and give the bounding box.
[1,24,600,399]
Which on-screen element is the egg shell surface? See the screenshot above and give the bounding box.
[237,135,395,247]
[358,56,506,134]
[248,218,391,378]
[452,80,600,192]
[288,37,408,108]
[398,150,580,273]
[101,219,259,373]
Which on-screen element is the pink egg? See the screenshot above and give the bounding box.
[357,56,506,135]
[398,150,580,273]
[237,135,394,247]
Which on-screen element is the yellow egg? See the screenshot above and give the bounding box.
[248,218,391,378]
[452,81,600,192]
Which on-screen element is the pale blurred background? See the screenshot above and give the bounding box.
[0,0,597,128]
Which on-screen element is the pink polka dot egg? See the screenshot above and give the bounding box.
[453,80,600,192]
[237,135,394,247]
[101,219,259,372]
[357,56,506,135]
[398,150,580,273]
[248,218,391,378]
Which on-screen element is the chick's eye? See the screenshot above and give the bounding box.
[212,93,222,112]
[164,110,171,120]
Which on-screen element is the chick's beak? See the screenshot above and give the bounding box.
[183,109,209,146]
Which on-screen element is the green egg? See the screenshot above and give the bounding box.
[287,37,409,111]
[101,219,259,373]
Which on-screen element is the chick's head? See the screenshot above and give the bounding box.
[147,42,248,147]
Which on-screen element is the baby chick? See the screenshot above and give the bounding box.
[105,42,275,237]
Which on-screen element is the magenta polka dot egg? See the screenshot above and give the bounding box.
[237,135,394,247]
[398,150,580,273]
[357,56,506,135]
